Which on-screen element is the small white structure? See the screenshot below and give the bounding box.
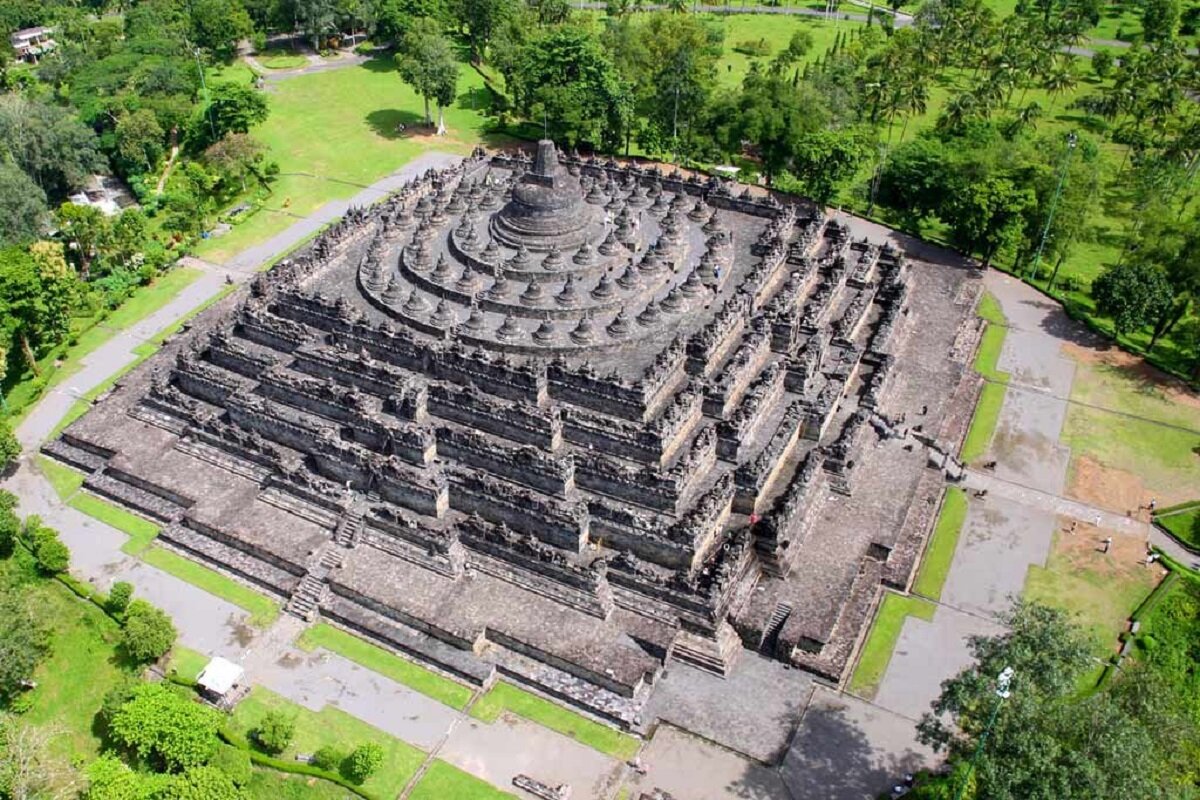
[10,27,56,63]
[196,657,245,701]
[68,175,138,217]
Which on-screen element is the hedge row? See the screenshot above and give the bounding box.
[217,728,385,800]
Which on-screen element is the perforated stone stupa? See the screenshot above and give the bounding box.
[46,142,985,731]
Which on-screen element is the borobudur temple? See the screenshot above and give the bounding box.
[45,142,986,728]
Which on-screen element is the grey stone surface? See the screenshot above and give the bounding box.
[872,605,1004,721]
[782,687,937,800]
[628,725,789,800]
[940,497,1055,618]
[641,652,814,763]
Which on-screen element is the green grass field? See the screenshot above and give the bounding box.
[1025,529,1163,690]
[704,13,857,89]
[469,681,641,760]
[1061,355,1200,507]
[244,767,356,800]
[37,455,86,500]
[960,292,1012,464]
[231,687,426,799]
[913,488,969,600]
[66,493,161,554]
[166,645,211,683]
[256,49,309,70]
[140,545,280,627]
[297,623,474,710]
[848,591,936,699]
[1154,505,1200,550]
[0,555,134,782]
[409,760,516,800]
[195,57,497,265]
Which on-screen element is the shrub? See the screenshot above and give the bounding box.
[210,744,252,787]
[341,742,383,785]
[158,765,240,800]
[0,419,18,473]
[107,682,222,771]
[107,581,134,616]
[121,599,177,663]
[252,710,295,755]
[0,507,18,558]
[33,529,70,574]
[733,38,772,57]
[311,745,345,772]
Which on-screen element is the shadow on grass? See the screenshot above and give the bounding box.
[359,56,398,74]
[364,108,427,140]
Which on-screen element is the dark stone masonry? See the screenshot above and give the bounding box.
[46,141,984,733]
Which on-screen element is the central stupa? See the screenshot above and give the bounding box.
[490,139,603,251]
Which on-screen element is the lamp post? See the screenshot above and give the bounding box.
[952,666,1015,800]
[1027,131,1077,287]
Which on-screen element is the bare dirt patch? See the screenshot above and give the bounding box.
[1061,341,1200,412]
[1054,514,1160,576]
[1069,455,1150,514]
[1069,454,1192,512]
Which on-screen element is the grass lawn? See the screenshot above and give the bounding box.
[37,455,85,500]
[167,644,211,683]
[959,292,1011,464]
[140,545,280,627]
[1,555,134,783]
[408,760,516,800]
[194,57,496,265]
[704,13,859,89]
[297,623,474,710]
[256,49,309,70]
[913,487,968,601]
[3,266,202,423]
[1155,506,1200,550]
[1060,352,1200,509]
[848,591,936,699]
[960,381,1006,465]
[67,493,161,555]
[469,682,641,760]
[231,687,425,799]
[1025,528,1164,691]
[245,768,359,799]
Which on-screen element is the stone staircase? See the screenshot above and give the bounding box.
[333,507,364,548]
[759,601,793,655]
[286,573,328,621]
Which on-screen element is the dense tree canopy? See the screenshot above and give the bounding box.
[0,594,50,702]
[107,682,221,772]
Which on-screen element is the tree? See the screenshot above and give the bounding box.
[190,0,255,59]
[56,203,110,279]
[787,129,869,205]
[0,95,104,200]
[158,766,240,800]
[206,82,269,143]
[108,582,134,617]
[0,165,48,247]
[502,25,627,150]
[116,110,167,175]
[84,754,170,799]
[0,595,49,702]
[341,742,383,784]
[0,245,77,375]
[0,419,18,477]
[108,682,221,771]
[943,175,1036,266]
[723,68,829,185]
[919,601,1183,800]
[32,528,69,574]
[204,133,269,192]
[0,715,66,800]
[1092,261,1175,335]
[395,17,459,134]
[295,0,339,50]
[1142,0,1181,41]
[120,599,178,664]
[1091,48,1113,79]
[253,710,295,754]
[454,0,517,63]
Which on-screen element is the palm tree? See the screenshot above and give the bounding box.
[1042,61,1078,116]
[938,92,977,132]
[896,80,929,144]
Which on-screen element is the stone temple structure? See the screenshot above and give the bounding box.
[46,142,985,730]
